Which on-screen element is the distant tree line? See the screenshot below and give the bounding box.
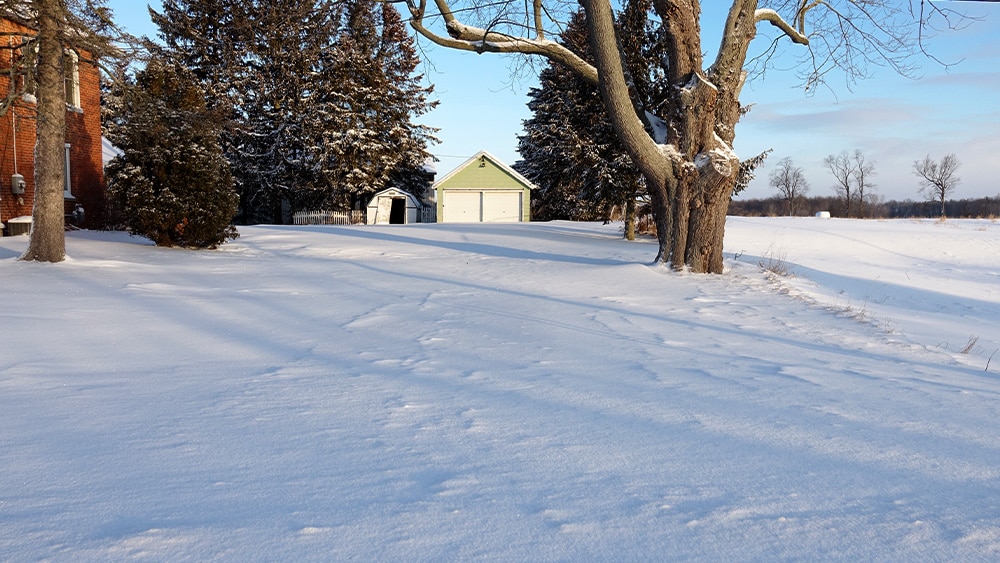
[729,195,1000,219]
[742,151,986,220]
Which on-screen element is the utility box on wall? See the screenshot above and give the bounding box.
[11,174,25,195]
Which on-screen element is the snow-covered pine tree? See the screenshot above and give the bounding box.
[104,59,238,248]
[516,9,608,223]
[224,1,346,223]
[153,0,266,223]
[320,0,438,211]
[514,6,645,238]
[154,0,285,222]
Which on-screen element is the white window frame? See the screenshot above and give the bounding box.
[64,143,73,198]
[14,40,81,110]
[64,49,81,109]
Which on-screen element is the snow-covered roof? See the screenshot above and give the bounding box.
[422,157,437,175]
[367,187,422,207]
[101,136,122,167]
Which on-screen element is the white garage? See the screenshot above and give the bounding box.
[434,151,534,223]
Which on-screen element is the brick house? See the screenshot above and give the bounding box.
[1,16,105,234]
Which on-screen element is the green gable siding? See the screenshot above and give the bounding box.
[436,159,527,190]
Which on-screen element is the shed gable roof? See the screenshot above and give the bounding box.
[368,187,422,207]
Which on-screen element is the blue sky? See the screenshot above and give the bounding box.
[109,1,999,201]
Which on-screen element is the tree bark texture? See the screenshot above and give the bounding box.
[22,0,67,262]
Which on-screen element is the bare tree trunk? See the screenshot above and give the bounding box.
[22,0,67,262]
[623,197,635,241]
[670,177,689,269]
[650,184,670,263]
[582,0,677,265]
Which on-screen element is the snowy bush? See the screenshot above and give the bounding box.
[104,60,238,249]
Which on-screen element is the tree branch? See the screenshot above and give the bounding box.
[755,9,809,45]
[533,0,544,41]
[401,0,597,83]
[581,0,670,187]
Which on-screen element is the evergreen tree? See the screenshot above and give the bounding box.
[151,0,252,98]
[516,11,603,222]
[104,60,238,248]
[515,7,646,237]
[227,1,346,222]
[153,0,269,223]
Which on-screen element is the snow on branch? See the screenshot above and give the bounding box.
[755,9,809,45]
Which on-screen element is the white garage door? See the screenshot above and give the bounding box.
[482,191,522,222]
[442,191,482,222]
[442,190,522,223]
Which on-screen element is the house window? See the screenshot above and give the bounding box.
[64,50,80,109]
[11,41,81,109]
[64,143,73,198]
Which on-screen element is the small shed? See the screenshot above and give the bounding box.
[366,187,422,224]
[434,151,534,223]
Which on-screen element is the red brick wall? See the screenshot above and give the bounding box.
[0,18,105,231]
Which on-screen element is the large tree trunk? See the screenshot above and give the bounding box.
[22,0,67,262]
[583,0,743,273]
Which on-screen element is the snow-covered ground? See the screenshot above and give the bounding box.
[2,217,999,561]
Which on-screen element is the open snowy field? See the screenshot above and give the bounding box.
[2,217,999,561]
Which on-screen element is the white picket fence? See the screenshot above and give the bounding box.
[292,210,366,225]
